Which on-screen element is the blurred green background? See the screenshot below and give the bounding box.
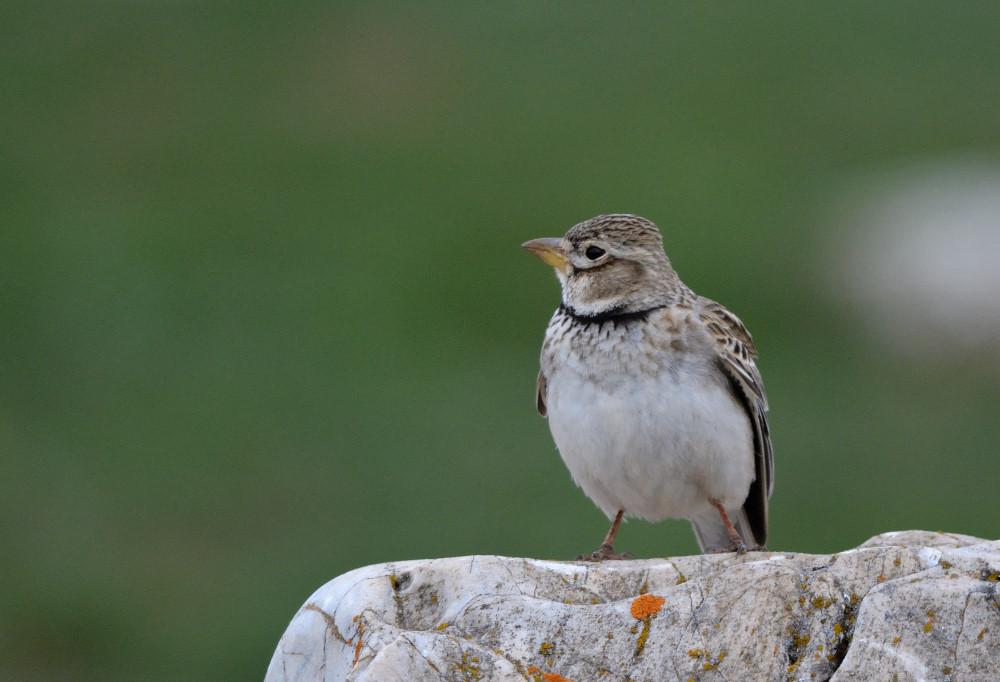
[3,3,999,680]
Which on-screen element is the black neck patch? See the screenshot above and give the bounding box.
[559,302,666,326]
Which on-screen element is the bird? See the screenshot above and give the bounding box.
[522,214,773,559]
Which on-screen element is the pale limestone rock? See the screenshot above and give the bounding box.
[265,531,1000,682]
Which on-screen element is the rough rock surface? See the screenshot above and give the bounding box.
[265,531,1000,681]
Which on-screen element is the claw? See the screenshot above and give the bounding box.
[575,544,633,561]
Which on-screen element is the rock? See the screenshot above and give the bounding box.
[264,531,1000,682]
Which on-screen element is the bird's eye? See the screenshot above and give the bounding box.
[585,246,606,260]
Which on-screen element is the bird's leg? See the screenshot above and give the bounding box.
[709,500,747,555]
[576,509,633,561]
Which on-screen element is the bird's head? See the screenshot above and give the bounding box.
[522,214,682,316]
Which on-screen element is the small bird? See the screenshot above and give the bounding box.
[522,214,773,559]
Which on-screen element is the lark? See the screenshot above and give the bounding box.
[523,214,773,559]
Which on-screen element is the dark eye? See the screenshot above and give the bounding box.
[585,246,606,260]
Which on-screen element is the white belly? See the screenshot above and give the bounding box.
[546,360,754,522]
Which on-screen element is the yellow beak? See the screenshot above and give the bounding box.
[522,238,570,273]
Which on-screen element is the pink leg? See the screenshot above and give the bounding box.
[709,500,747,555]
[576,509,633,561]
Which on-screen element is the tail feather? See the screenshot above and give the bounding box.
[690,506,764,553]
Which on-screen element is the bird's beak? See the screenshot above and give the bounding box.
[522,238,571,274]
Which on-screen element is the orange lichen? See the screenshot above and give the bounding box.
[542,675,573,682]
[631,594,666,619]
[527,666,540,674]
[352,621,364,666]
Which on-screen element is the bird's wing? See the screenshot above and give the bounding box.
[535,370,548,417]
[698,297,773,547]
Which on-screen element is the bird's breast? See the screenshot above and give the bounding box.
[539,314,754,521]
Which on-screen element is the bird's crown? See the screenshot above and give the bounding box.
[564,214,665,253]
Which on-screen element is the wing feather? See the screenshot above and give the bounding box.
[535,370,548,417]
[699,297,774,548]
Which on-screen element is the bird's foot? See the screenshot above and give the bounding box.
[707,538,747,555]
[575,543,633,561]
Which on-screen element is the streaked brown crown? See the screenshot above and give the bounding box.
[564,214,666,252]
